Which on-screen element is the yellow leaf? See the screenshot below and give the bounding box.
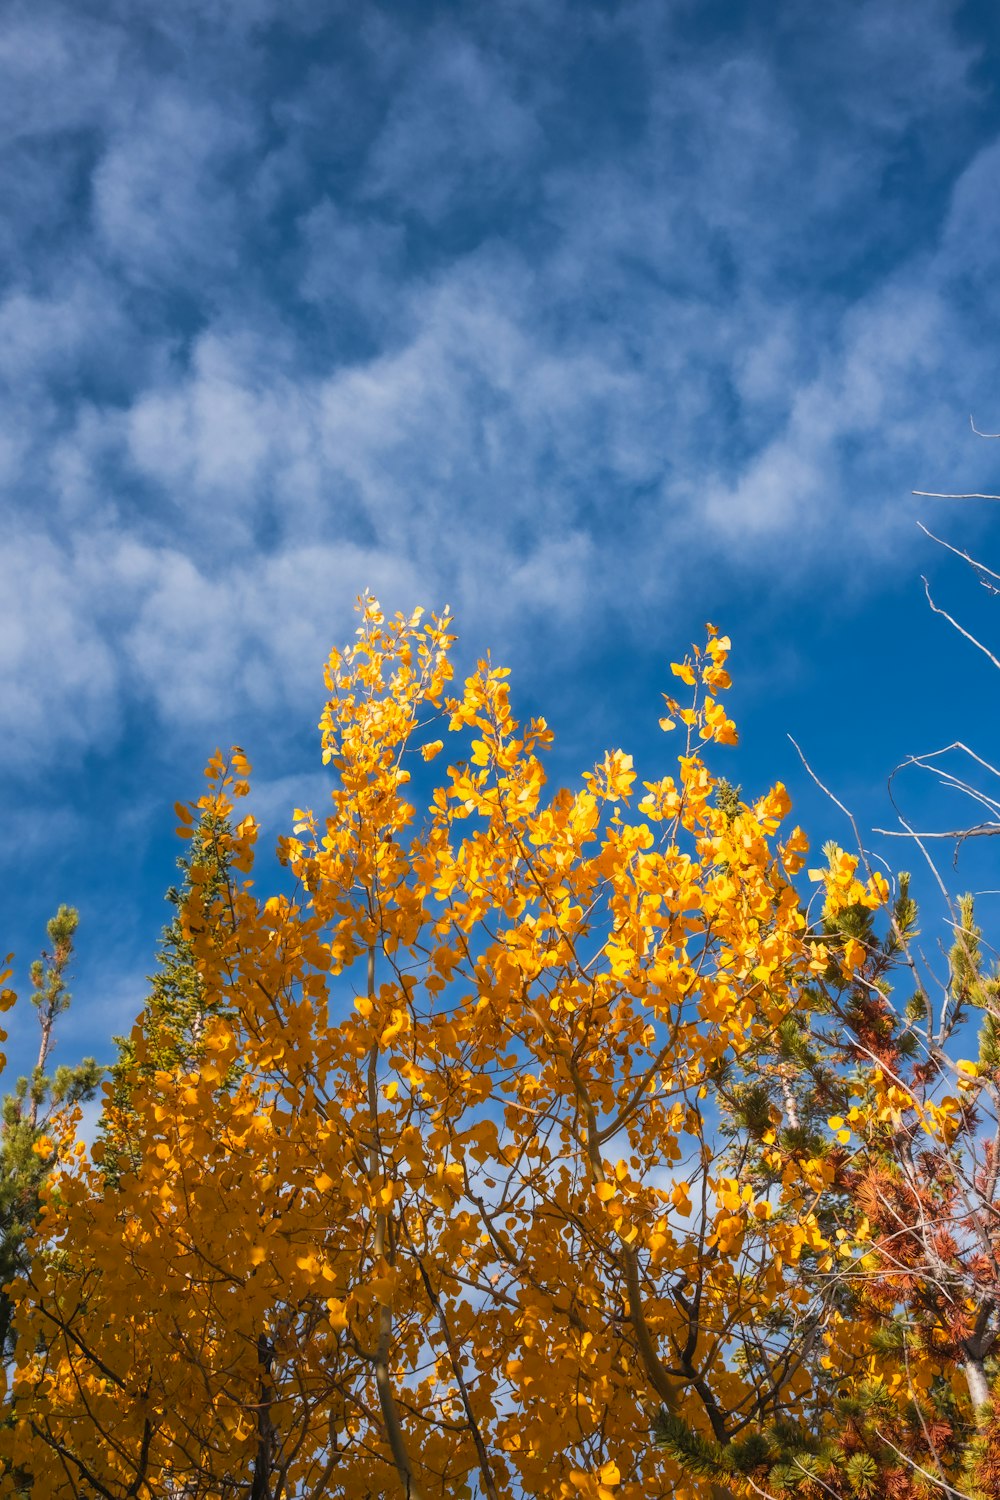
[326,1298,349,1330]
[842,937,865,971]
[670,1182,692,1216]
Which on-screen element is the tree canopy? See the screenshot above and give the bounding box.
[0,598,996,1499]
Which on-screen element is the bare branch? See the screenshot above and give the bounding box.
[787,736,865,849]
[873,824,1000,840]
[913,491,1000,501]
[922,576,1000,672]
[918,522,1000,588]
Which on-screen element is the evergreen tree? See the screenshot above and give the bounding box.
[669,857,1000,1500]
[99,808,233,1184]
[0,906,99,1357]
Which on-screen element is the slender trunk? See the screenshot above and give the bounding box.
[27,1015,54,1132]
[250,1332,274,1500]
[0,1290,12,1360]
[555,1003,735,1499]
[411,1248,500,1500]
[366,946,424,1500]
[965,1357,991,1422]
[778,1065,799,1131]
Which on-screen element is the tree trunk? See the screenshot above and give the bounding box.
[965,1357,990,1421]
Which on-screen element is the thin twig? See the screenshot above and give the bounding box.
[873,824,1000,839]
[913,491,1000,501]
[873,1429,973,1500]
[922,577,1000,672]
[918,522,1000,587]
[787,736,865,849]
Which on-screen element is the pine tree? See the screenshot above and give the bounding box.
[0,906,99,1357]
[98,807,233,1184]
[696,866,1000,1500]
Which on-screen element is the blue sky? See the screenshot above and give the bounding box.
[3,0,1000,1084]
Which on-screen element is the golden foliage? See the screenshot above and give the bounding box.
[2,601,881,1498]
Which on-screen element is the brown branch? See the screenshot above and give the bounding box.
[406,1229,501,1500]
[365,943,424,1500]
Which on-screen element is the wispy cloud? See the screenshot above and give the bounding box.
[1,0,998,781]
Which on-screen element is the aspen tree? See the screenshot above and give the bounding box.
[2,601,880,1499]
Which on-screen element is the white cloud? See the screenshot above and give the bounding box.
[0,272,128,390]
[297,199,409,336]
[122,541,422,728]
[0,528,121,767]
[128,340,281,507]
[0,0,997,778]
[0,9,122,145]
[363,30,542,220]
[938,137,1000,286]
[93,90,257,284]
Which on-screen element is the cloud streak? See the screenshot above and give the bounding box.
[1,0,999,775]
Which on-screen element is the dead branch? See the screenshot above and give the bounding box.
[922,577,1000,673]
